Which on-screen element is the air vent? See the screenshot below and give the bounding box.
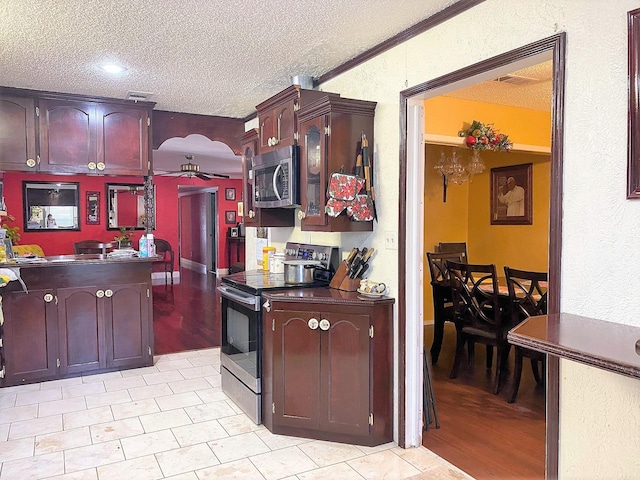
[126,91,153,102]
[493,74,538,86]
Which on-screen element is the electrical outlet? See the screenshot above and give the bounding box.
[384,231,397,250]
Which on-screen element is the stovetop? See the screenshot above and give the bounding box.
[222,270,329,294]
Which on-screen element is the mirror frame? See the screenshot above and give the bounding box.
[106,183,155,231]
[23,181,80,231]
[628,8,640,198]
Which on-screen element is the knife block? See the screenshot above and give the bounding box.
[329,260,361,292]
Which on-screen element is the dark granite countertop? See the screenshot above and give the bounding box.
[0,254,159,268]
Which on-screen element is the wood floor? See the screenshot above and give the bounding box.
[422,322,546,480]
[152,268,545,479]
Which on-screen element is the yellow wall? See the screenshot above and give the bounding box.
[423,97,551,322]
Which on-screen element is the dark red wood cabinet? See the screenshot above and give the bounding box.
[262,292,394,446]
[0,95,38,171]
[0,261,154,386]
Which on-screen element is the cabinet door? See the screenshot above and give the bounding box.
[38,99,97,173]
[300,117,327,227]
[2,289,58,385]
[57,286,106,375]
[272,309,321,429]
[275,103,296,148]
[104,283,151,368]
[241,134,260,227]
[0,96,37,171]
[98,104,150,175]
[320,312,371,436]
[259,110,275,153]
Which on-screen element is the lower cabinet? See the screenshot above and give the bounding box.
[263,294,394,446]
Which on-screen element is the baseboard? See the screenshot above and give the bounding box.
[151,271,179,285]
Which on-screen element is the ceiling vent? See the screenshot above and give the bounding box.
[493,74,538,86]
[126,91,153,102]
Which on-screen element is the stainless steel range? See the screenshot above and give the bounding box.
[217,242,339,424]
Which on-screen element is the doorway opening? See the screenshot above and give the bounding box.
[178,186,220,275]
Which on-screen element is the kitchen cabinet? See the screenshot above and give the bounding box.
[0,95,37,171]
[0,259,154,386]
[239,129,295,227]
[297,93,376,232]
[262,290,394,446]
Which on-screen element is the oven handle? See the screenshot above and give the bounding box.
[217,285,261,311]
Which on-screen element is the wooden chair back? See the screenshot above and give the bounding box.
[152,238,175,284]
[437,242,468,262]
[503,266,548,324]
[426,251,464,286]
[74,240,113,255]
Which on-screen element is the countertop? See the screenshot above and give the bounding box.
[508,313,640,379]
[0,254,159,269]
[262,286,395,306]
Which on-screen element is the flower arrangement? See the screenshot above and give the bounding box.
[458,120,513,151]
[113,226,133,245]
[1,214,20,245]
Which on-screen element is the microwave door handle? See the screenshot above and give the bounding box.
[272,164,283,200]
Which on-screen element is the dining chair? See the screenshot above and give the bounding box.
[426,251,464,364]
[152,238,175,285]
[503,266,548,403]
[447,259,511,394]
[437,242,468,262]
[73,240,114,255]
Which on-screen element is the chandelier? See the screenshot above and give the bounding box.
[434,150,486,201]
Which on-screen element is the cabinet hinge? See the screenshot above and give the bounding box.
[36,154,41,165]
[272,318,275,331]
[369,325,374,338]
[272,402,276,414]
[147,288,150,298]
[293,132,299,142]
[56,359,60,368]
[148,346,152,356]
[147,117,150,127]
[0,338,3,348]
[369,413,374,425]
[324,126,331,136]
[0,366,4,379]
[35,106,40,117]
[55,295,58,305]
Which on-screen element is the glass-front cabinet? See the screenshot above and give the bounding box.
[300,119,326,226]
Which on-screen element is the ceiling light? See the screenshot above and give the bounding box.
[100,63,127,74]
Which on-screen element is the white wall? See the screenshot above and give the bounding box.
[248,1,640,476]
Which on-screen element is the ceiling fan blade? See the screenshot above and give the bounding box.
[195,173,214,181]
[203,172,230,179]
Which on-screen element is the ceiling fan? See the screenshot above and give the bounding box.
[158,155,230,180]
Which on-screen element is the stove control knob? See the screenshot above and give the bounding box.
[308,318,319,330]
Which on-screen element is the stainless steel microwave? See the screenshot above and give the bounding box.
[252,145,300,208]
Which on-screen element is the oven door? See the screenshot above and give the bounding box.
[217,285,262,393]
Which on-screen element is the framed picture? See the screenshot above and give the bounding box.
[490,163,533,225]
[86,191,100,225]
[225,210,236,224]
[237,201,244,217]
[225,188,236,201]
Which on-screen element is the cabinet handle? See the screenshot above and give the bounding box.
[248,210,255,218]
[268,137,273,147]
[104,289,113,298]
[88,162,96,170]
[96,289,104,298]
[96,162,106,171]
[297,210,306,220]
[43,293,53,303]
[26,158,36,168]
[308,318,319,330]
[319,319,330,331]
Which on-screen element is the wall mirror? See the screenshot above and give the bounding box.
[23,181,80,231]
[107,183,155,230]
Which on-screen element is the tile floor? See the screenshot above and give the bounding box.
[0,348,474,480]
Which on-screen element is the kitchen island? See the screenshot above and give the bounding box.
[0,254,156,386]
[261,287,394,446]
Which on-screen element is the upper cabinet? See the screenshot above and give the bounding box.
[0,95,37,171]
[0,87,154,176]
[298,93,376,232]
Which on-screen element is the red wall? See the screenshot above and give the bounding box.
[2,172,242,267]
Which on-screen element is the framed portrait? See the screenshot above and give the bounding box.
[225,210,236,224]
[225,188,236,201]
[86,191,100,225]
[490,163,533,225]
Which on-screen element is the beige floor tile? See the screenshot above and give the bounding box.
[64,439,125,472]
[0,404,38,424]
[183,400,236,423]
[178,365,217,379]
[298,440,366,467]
[207,431,269,463]
[44,468,98,479]
[61,381,106,399]
[194,387,228,404]
[39,377,83,390]
[0,383,41,395]
[0,392,16,409]
[171,419,228,447]
[167,377,211,394]
[254,428,312,451]
[155,391,202,411]
[186,354,220,368]
[196,457,265,479]
[63,406,113,430]
[0,451,64,479]
[96,454,163,480]
[90,416,144,443]
[142,370,184,385]
[250,445,318,480]
[297,462,365,480]
[38,396,86,418]
[127,383,173,401]
[405,465,475,479]
[204,375,221,388]
[218,414,265,436]
[155,443,219,477]
[161,473,198,480]
[355,441,397,455]
[35,426,92,455]
[80,371,123,384]
[120,429,180,459]
[103,375,147,392]
[9,413,62,439]
[155,358,194,371]
[110,398,160,420]
[0,423,9,441]
[138,408,192,433]
[120,365,160,378]
[15,387,62,406]
[84,389,131,409]
[164,350,203,361]
[348,449,421,479]
[391,445,459,472]
[0,436,35,463]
